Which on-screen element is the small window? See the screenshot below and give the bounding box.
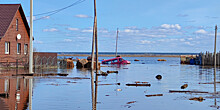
[17,43,21,54]
[112,59,118,63]
[16,19,18,31]
[24,44,28,54]
[5,42,10,54]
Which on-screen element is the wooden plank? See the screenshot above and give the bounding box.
[126,84,151,86]
[169,90,208,93]
[145,94,163,97]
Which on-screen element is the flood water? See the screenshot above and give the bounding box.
[0,57,220,110]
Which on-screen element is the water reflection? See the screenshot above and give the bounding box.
[0,70,33,110]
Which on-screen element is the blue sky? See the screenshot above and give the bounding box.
[1,0,220,53]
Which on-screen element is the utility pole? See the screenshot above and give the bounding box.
[91,0,97,109]
[29,0,34,73]
[115,28,119,57]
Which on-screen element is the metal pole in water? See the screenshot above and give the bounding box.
[29,0,34,73]
[214,25,217,94]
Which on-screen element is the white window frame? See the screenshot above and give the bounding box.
[17,43,21,54]
[5,42,10,54]
[24,44,28,55]
[16,19,18,31]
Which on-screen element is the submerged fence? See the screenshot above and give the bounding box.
[34,56,57,69]
[181,52,220,66]
[200,52,220,66]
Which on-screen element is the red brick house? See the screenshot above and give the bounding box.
[0,4,30,64]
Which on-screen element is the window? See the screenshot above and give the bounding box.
[16,19,18,31]
[17,43,21,54]
[5,42,10,54]
[24,44,28,54]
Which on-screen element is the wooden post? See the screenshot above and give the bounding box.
[91,0,97,109]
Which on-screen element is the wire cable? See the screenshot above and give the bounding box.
[33,0,86,21]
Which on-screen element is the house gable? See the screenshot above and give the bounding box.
[0,4,29,39]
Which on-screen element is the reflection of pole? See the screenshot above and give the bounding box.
[29,0,34,73]
[214,25,217,107]
[214,25,217,94]
[90,69,95,110]
[115,28,119,57]
[29,78,33,110]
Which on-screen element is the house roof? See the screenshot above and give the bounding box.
[0,4,30,38]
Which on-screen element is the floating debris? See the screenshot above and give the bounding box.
[199,82,220,84]
[145,94,163,97]
[156,75,162,80]
[126,83,151,87]
[127,101,137,104]
[157,59,166,61]
[169,90,209,94]
[181,84,188,89]
[135,81,148,83]
[116,89,122,91]
[98,83,120,86]
[66,81,77,83]
[13,73,68,77]
[97,71,108,76]
[189,97,205,102]
[107,70,118,73]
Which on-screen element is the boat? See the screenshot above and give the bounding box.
[101,29,130,64]
[101,56,130,64]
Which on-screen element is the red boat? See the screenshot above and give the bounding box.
[101,56,131,64]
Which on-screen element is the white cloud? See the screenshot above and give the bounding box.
[188,38,193,40]
[140,40,152,44]
[64,39,73,42]
[75,14,92,18]
[43,16,50,19]
[124,29,139,33]
[34,40,43,44]
[180,39,185,41]
[161,24,181,30]
[81,29,93,33]
[99,29,109,33]
[177,14,188,17]
[67,27,79,31]
[43,28,58,32]
[184,42,194,46]
[26,16,36,23]
[195,29,207,34]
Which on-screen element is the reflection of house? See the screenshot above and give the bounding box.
[0,76,30,110]
[0,4,30,64]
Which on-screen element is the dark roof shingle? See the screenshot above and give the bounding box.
[0,4,30,38]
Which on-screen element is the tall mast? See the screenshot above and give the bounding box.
[115,28,119,57]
